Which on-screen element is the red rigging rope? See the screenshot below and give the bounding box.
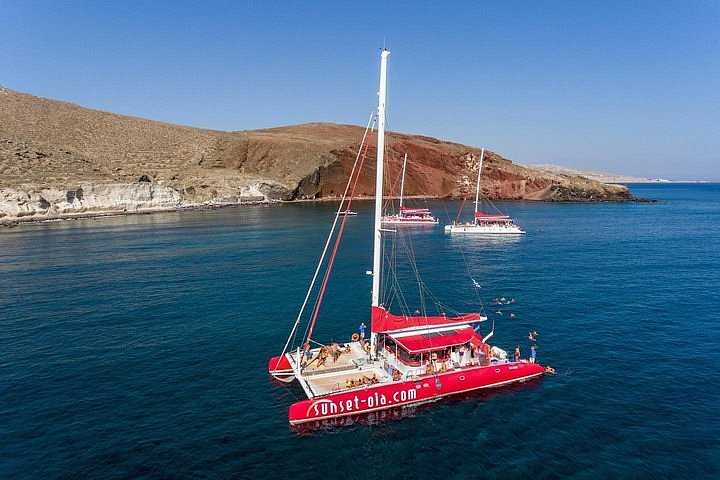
[303,129,374,352]
[276,113,375,364]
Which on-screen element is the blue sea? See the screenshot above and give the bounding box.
[1,183,719,479]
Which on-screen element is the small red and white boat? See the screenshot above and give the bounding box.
[381,154,439,226]
[269,50,543,426]
[445,148,525,235]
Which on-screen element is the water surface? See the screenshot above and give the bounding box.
[1,184,718,478]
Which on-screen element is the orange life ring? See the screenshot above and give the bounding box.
[351,333,360,342]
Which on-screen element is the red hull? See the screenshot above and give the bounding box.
[288,361,544,424]
[268,355,292,372]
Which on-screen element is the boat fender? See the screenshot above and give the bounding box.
[435,378,442,391]
[351,333,360,342]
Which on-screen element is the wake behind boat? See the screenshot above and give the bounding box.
[269,50,543,426]
[445,148,525,234]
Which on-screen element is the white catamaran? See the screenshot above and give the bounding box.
[445,148,525,234]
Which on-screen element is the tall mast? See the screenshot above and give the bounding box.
[474,147,485,216]
[371,49,390,352]
[399,153,407,209]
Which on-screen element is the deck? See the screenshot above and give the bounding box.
[298,342,390,396]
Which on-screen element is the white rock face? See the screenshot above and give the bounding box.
[0,183,185,222]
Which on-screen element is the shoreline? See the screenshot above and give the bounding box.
[0,201,269,228]
[0,194,659,228]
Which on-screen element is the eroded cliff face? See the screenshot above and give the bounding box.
[0,184,184,220]
[0,87,634,223]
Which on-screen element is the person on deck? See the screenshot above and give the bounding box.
[359,322,366,340]
[530,345,537,363]
[514,346,521,362]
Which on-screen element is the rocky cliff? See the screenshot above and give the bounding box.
[0,87,634,223]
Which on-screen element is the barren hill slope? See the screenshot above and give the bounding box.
[0,87,633,222]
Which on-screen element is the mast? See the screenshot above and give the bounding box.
[399,153,407,209]
[474,147,485,216]
[371,49,390,353]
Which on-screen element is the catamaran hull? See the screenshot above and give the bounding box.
[382,219,439,225]
[288,361,543,425]
[444,224,525,234]
[268,355,295,383]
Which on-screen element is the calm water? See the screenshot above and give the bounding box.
[1,184,719,479]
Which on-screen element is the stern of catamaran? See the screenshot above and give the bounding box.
[268,354,295,383]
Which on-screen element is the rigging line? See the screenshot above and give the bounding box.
[382,228,413,316]
[455,197,467,224]
[405,232,427,316]
[441,198,454,223]
[395,200,479,319]
[383,246,411,316]
[303,121,374,353]
[382,233,398,305]
[454,239,484,308]
[308,338,328,347]
[394,224,429,317]
[277,111,375,360]
[382,156,404,213]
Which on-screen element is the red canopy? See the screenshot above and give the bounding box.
[389,326,476,353]
[400,207,431,214]
[475,212,510,220]
[371,306,483,333]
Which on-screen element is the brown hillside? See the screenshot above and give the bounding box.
[0,86,633,214]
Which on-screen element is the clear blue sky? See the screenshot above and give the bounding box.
[1,1,718,180]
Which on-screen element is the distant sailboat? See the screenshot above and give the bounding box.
[445,148,525,234]
[381,154,439,226]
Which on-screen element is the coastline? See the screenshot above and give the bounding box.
[0,192,661,228]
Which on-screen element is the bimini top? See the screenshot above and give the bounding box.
[475,212,510,220]
[371,306,485,333]
[388,325,478,353]
[399,206,432,214]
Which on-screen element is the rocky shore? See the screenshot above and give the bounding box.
[1,86,638,225]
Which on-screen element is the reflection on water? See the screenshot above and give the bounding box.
[445,233,524,248]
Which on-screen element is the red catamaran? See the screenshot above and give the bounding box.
[269,50,544,425]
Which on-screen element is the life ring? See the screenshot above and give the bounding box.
[351,333,360,342]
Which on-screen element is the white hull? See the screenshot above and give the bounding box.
[444,223,525,234]
[271,371,296,383]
